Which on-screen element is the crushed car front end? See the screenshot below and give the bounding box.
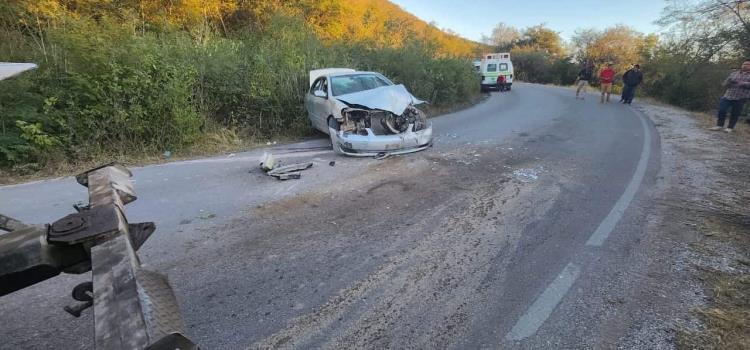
[329,84,434,156]
[330,108,433,156]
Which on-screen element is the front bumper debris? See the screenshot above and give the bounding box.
[330,122,433,157]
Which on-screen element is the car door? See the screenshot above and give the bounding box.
[311,77,330,131]
[305,78,323,130]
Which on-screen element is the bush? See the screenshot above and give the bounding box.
[0,19,205,166]
[511,48,578,85]
[641,49,731,111]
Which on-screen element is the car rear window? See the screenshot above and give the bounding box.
[500,63,508,71]
[486,64,497,72]
[331,74,391,96]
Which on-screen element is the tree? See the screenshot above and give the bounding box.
[516,24,566,57]
[567,25,659,80]
[485,22,520,51]
[570,28,600,64]
[586,25,649,71]
[506,24,573,84]
[658,0,750,60]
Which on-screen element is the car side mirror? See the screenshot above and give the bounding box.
[314,90,327,98]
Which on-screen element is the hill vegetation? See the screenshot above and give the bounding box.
[0,0,482,173]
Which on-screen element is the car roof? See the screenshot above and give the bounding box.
[327,71,382,78]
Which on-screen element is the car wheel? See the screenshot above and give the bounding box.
[328,117,342,154]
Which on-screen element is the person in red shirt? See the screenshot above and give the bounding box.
[497,75,507,92]
[599,63,616,103]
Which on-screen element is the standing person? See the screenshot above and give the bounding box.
[599,63,616,103]
[709,60,750,133]
[575,63,594,100]
[497,74,507,92]
[621,64,643,104]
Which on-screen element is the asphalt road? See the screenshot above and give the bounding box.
[0,83,661,349]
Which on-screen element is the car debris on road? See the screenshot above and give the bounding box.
[260,152,276,171]
[259,152,313,180]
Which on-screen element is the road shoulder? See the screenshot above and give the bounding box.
[616,102,750,349]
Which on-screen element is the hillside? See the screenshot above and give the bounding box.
[304,0,480,56]
[2,0,479,57]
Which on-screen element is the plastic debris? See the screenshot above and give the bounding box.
[275,172,301,180]
[267,162,313,176]
[259,152,276,171]
[258,153,313,180]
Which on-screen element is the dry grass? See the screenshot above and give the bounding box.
[640,96,750,138]
[674,216,750,350]
[678,273,750,350]
[674,172,750,349]
[0,128,262,186]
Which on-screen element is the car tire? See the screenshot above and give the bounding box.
[328,117,342,154]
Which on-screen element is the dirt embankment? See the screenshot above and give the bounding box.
[635,103,750,349]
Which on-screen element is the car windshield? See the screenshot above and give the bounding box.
[331,74,391,96]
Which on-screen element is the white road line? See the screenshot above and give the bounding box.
[505,110,653,342]
[586,111,652,246]
[506,263,581,341]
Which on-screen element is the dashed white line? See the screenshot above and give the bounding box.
[506,263,581,341]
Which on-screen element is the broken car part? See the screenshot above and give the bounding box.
[259,152,276,172]
[267,162,313,176]
[0,164,198,350]
[274,172,302,180]
[258,154,313,180]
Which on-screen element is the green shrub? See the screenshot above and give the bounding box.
[641,50,730,111]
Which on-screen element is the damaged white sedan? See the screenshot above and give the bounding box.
[304,68,433,156]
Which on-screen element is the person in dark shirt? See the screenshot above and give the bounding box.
[575,63,594,99]
[620,64,643,104]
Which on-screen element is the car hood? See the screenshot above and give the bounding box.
[336,84,425,115]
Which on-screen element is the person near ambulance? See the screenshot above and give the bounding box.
[497,74,507,92]
[599,63,615,103]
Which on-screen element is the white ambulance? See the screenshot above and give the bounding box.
[479,53,514,92]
